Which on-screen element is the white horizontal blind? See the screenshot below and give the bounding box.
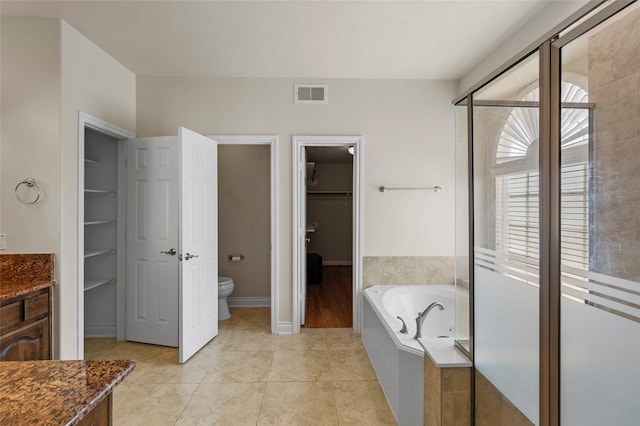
[496,162,588,269]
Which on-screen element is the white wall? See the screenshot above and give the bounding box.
[137,77,457,323]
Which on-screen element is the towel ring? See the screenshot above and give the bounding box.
[15,177,41,205]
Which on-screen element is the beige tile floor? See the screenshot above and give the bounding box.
[85,307,397,426]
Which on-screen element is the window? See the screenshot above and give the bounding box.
[495,81,590,270]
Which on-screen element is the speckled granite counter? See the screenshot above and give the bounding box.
[0,359,135,425]
[0,253,55,301]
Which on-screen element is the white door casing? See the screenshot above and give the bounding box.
[178,127,218,363]
[125,136,180,347]
[299,145,307,326]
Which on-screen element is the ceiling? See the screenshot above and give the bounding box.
[0,0,553,80]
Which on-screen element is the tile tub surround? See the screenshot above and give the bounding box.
[424,355,471,426]
[0,359,135,425]
[474,370,533,426]
[0,253,55,300]
[86,307,396,426]
[363,256,454,288]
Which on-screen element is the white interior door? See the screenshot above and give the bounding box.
[179,127,218,363]
[125,136,180,347]
[299,147,307,326]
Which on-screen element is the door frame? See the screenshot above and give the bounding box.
[292,135,363,334]
[208,135,279,334]
[77,111,134,358]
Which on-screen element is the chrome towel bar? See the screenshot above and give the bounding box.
[379,185,442,193]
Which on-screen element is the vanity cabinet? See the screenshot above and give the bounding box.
[78,394,112,426]
[0,287,51,361]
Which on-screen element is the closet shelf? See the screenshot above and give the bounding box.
[84,249,115,259]
[84,278,115,292]
[84,220,115,226]
[85,188,116,196]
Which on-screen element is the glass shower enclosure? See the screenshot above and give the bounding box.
[454,1,640,424]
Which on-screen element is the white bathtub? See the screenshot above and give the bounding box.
[362,285,468,426]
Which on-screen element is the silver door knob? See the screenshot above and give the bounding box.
[184,252,199,261]
[160,248,177,256]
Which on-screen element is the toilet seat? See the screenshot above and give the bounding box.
[218,276,233,286]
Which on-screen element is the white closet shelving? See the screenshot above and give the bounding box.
[83,128,122,337]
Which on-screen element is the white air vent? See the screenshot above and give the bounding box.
[295,84,327,104]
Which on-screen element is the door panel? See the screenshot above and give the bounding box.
[125,136,179,347]
[179,127,218,363]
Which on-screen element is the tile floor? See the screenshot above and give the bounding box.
[85,307,397,425]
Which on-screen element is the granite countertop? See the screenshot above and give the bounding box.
[0,359,135,425]
[0,253,55,301]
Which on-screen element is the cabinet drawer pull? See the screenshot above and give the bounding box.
[22,299,29,322]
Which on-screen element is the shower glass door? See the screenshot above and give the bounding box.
[472,52,540,425]
[558,3,640,424]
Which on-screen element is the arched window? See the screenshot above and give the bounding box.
[495,81,590,269]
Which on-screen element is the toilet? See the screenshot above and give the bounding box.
[218,276,235,320]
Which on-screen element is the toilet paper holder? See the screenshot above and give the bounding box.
[228,255,245,261]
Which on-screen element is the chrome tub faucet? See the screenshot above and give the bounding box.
[413,302,444,339]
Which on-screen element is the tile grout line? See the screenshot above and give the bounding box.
[254,348,276,425]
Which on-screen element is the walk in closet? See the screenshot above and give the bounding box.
[82,128,124,338]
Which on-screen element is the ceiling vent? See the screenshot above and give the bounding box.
[295,84,327,104]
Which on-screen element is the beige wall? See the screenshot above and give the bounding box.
[137,76,457,323]
[1,17,136,359]
[590,7,640,281]
[307,162,353,263]
[1,17,61,254]
[218,145,271,298]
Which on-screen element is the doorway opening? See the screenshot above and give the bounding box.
[209,135,279,334]
[77,112,134,359]
[304,146,353,328]
[293,136,363,334]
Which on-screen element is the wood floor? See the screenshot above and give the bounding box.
[303,266,353,328]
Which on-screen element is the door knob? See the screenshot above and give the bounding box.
[184,253,199,261]
[160,248,177,256]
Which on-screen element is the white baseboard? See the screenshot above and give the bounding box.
[322,260,352,266]
[228,297,271,307]
[85,325,116,338]
[276,322,294,334]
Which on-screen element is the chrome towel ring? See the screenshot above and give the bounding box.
[15,177,41,205]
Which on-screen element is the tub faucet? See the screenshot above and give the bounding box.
[413,302,444,340]
[396,316,408,334]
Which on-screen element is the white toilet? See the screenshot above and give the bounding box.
[218,276,235,320]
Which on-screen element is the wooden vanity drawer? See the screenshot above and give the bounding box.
[0,287,51,360]
[0,289,49,335]
[0,317,50,361]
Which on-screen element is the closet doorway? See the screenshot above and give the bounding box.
[292,136,363,334]
[304,147,353,328]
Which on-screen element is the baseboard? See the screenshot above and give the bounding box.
[322,260,352,266]
[276,321,294,334]
[84,325,116,338]
[227,297,271,307]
